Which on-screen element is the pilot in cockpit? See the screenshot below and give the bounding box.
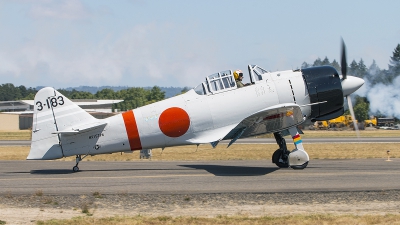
[233,70,249,88]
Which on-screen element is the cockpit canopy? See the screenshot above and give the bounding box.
[194,65,268,95]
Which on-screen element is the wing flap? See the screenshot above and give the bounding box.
[224,103,304,140]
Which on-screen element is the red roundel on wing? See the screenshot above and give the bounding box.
[158,107,190,138]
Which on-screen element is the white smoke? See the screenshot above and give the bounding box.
[351,60,400,118]
[365,76,400,118]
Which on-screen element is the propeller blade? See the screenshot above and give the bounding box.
[341,38,347,79]
[347,97,360,138]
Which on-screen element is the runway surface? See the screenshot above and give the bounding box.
[1,159,399,195]
[2,137,400,146]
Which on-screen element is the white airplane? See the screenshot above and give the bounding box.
[27,41,364,172]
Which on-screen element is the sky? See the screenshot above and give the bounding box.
[0,0,400,89]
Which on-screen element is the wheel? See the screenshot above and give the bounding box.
[73,166,79,172]
[291,161,309,170]
[272,149,289,168]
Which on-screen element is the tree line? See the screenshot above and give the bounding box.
[301,43,400,121]
[1,43,399,120]
[302,44,400,85]
[0,84,167,112]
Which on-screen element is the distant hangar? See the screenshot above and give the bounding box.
[0,99,123,130]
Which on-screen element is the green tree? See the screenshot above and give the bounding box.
[0,83,22,101]
[353,96,369,121]
[95,88,116,99]
[57,89,94,99]
[321,57,330,66]
[381,69,392,84]
[180,87,190,94]
[301,62,310,69]
[115,88,148,111]
[57,89,73,98]
[17,85,28,98]
[22,93,36,100]
[389,43,400,78]
[147,86,165,104]
[367,60,381,85]
[313,58,322,67]
[331,59,341,72]
[349,60,359,77]
[70,91,94,99]
[357,59,367,78]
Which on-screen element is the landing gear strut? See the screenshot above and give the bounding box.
[73,155,88,172]
[272,129,309,170]
[272,132,290,168]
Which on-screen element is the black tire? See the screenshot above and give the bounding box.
[272,149,289,168]
[73,166,79,172]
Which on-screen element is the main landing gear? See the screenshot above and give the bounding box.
[272,132,290,168]
[272,131,309,170]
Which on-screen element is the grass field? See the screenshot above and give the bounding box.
[0,130,31,140]
[36,214,400,225]
[1,142,399,161]
[1,129,399,141]
[0,129,399,161]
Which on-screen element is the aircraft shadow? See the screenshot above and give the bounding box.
[30,169,76,174]
[180,164,279,176]
[29,168,190,175]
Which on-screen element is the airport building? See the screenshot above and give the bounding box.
[0,99,123,130]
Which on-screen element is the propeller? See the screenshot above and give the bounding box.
[341,38,347,80]
[347,96,360,138]
[340,38,362,137]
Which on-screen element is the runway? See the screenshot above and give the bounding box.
[1,159,399,195]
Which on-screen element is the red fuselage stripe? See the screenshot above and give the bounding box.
[122,110,142,151]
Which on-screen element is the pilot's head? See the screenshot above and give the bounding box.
[233,70,243,81]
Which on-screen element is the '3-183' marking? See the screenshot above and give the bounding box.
[36,96,64,111]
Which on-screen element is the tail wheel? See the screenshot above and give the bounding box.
[73,166,79,172]
[272,149,289,168]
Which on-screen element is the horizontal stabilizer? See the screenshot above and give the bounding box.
[52,121,108,135]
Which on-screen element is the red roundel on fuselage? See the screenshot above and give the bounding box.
[158,107,190,138]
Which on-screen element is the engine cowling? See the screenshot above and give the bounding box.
[302,66,344,122]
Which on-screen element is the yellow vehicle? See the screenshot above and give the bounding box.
[364,117,377,127]
[328,115,356,128]
[314,121,329,129]
[364,117,395,128]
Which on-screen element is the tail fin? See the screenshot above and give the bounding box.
[27,87,101,160]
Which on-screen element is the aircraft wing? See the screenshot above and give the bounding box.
[223,103,304,144]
